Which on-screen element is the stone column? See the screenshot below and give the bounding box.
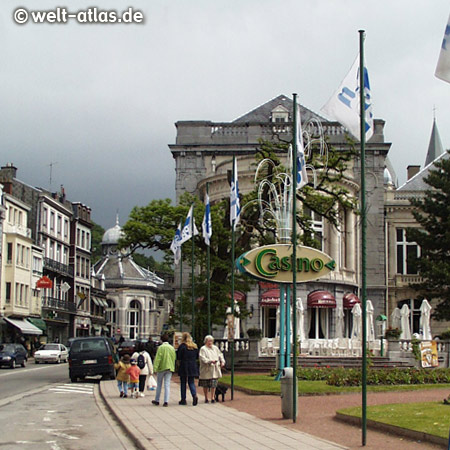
[345,210,356,272]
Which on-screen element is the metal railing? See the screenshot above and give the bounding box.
[43,257,74,277]
[42,296,76,313]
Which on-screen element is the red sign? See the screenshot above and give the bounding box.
[36,276,53,289]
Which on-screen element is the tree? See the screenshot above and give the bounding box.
[91,222,105,263]
[407,152,450,320]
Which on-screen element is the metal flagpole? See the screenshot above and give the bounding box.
[359,29,368,447]
[292,93,299,423]
[206,183,211,335]
[285,285,291,367]
[231,155,236,400]
[180,247,183,332]
[191,206,196,340]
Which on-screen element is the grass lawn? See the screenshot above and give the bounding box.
[338,402,450,439]
[220,374,450,396]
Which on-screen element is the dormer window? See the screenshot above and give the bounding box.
[271,105,289,123]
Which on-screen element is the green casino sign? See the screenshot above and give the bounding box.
[236,244,335,284]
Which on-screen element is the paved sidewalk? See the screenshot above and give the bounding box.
[99,379,346,450]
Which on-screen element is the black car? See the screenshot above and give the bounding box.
[117,339,136,357]
[68,337,117,382]
[0,343,27,369]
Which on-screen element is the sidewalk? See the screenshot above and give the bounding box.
[99,379,346,450]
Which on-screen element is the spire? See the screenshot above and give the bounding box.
[115,210,120,226]
[425,118,444,166]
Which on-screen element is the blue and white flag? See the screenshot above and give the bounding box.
[230,157,241,226]
[170,223,182,265]
[295,107,308,189]
[321,55,374,142]
[180,204,199,245]
[435,13,450,83]
[202,193,212,246]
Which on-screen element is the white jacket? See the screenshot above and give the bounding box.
[132,350,153,375]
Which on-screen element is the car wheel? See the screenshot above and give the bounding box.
[57,357,61,364]
[21,359,26,368]
[10,359,16,369]
[70,376,77,383]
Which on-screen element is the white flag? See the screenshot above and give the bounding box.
[295,107,308,189]
[202,193,212,246]
[435,13,450,83]
[170,223,182,265]
[179,205,199,245]
[230,157,241,226]
[321,55,374,142]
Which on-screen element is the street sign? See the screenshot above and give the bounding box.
[236,244,335,284]
[36,276,53,289]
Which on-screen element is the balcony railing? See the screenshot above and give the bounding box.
[42,296,76,313]
[43,257,74,277]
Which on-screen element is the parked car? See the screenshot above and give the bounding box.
[34,343,68,364]
[117,339,136,357]
[68,337,117,382]
[66,338,76,349]
[0,343,27,369]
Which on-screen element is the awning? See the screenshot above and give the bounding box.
[92,298,100,306]
[100,299,108,307]
[4,317,43,335]
[307,290,336,308]
[260,289,280,306]
[343,293,361,309]
[26,317,47,332]
[227,291,246,303]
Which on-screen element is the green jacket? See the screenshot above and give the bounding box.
[153,342,176,373]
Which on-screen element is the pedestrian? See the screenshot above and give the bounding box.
[126,359,141,399]
[199,335,225,404]
[151,334,176,407]
[145,336,157,361]
[114,354,131,398]
[177,332,199,406]
[118,335,125,345]
[132,342,153,397]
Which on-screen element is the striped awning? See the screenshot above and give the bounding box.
[260,289,280,306]
[307,290,336,308]
[343,293,361,309]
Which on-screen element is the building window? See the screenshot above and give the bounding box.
[397,299,421,334]
[42,207,48,228]
[64,219,69,240]
[396,228,420,275]
[81,230,85,248]
[86,232,91,250]
[50,211,55,232]
[77,229,80,246]
[304,207,324,251]
[6,243,13,264]
[5,282,11,303]
[63,247,68,265]
[128,300,141,340]
[76,256,80,277]
[57,215,62,236]
[49,241,54,260]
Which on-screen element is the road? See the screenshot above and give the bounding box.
[0,362,136,449]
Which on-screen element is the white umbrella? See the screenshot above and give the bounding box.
[420,299,432,340]
[336,305,345,339]
[296,298,306,342]
[276,305,280,337]
[400,304,411,340]
[390,307,401,329]
[351,303,362,339]
[366,300,375,342]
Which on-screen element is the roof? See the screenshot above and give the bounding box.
[425,119,444,167]
[398,151,449,192]
[232,94,328,124]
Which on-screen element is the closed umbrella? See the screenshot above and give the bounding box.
[400,304,411,340]
[276,305,280,337]
[420,299,432,340]
[351,303,362,339]
[390,307,401,330]
[366,300,375,342]
[336,305,345,339]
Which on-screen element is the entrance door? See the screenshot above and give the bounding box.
[262,307,277,338]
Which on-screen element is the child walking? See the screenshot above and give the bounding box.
[114,354,131,398]
[126,359,141,398]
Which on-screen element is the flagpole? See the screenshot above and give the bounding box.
[231,155,236,401]
[291,93,298,423]
[206,183,211,335]
[191,205,195,340]
[359,29,368,447]
[179,247,183,332]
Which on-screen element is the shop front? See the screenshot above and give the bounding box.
[75,317,91,337]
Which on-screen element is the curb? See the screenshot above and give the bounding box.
[335,411,448,447]
[98,381,150,450]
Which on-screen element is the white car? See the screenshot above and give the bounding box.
[34,344,69,364]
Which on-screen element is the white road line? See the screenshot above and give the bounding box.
[49,389,93,394]
[0,364,63,377]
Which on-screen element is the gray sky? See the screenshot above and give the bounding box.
[1,0,449,229]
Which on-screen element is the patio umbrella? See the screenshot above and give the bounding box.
[400,304,411,340]
[366,300,375,342]
[296,298,306,342]
[351,303,362,339]
[276,305,280,337]
[336,305,345,339]
[420,299,432,340]
[390,307,401,329]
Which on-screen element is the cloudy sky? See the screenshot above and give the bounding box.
[1,0,449,229]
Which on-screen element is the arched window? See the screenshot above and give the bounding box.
[106,299,117,325]
[128,300,141,339]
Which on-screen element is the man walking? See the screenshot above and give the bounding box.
[152,334,176,407]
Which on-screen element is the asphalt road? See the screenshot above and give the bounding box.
[0,362,136,449]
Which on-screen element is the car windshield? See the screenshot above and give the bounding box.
[0,344,15,352]
[71,339,107,353]
[42,344,59,351]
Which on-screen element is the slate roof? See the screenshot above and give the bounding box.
[232,94,328,124]
[424,119,444,167]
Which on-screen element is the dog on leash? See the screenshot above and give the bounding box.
[214,384,228,402]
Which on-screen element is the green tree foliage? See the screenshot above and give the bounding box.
[91,222,105,263]
[407,152,450,320]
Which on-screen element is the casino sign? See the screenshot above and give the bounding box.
[236,244,335,284]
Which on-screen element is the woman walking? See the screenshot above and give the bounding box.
[177,332,199,406]
[132,342,153,397]
[198,335,225,403]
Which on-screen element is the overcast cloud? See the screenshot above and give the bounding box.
[1,0,449,229]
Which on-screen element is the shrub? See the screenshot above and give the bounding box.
[385,327,401,339]
[247,328,262,339]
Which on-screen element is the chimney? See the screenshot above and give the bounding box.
[407,165,420,180]
[0,163,18,182]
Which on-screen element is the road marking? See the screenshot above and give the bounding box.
[40,429,79,440]
[0,364,62,378]
[49,384,94,395]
